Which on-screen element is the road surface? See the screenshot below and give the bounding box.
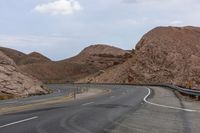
[0,84,200,133]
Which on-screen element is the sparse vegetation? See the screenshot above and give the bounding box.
[0,94,14,100]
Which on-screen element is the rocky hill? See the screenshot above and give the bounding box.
[0,47,26,64]
[17,52,51,65]
[19,61,98,83]
[0,47,51,65]
[0,51,49,100]
[78,26,200,89]
[19,44,130,83]
[65,44,132,70]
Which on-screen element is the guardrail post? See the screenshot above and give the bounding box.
[74,87,76,99]
[196,96,200,101]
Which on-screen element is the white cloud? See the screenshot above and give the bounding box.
[34,0,82,15]
[0,34,69,47]
[170,20,184,26]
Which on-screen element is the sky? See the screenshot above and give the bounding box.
[0,0,200,60]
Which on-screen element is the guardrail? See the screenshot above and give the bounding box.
[72,83,200,100]
[157,84,200,100]
[47,84,89,99]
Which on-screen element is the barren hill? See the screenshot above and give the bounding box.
[65,44,131,70]
[19,61,97,83]
[19,44,130,83]
[0,47,51,65]
[0,51,49,99]
[0,47,26,64]
[17,52,51,65]
[78,26,200,89]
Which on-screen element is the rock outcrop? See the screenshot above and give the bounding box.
[78,26,200,89]
[0,51,49,100]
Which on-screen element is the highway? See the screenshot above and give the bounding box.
[0,84,200,133]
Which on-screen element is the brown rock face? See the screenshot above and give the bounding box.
[132,26,200,88]
[0,51,49,100]
[78,26,200,89]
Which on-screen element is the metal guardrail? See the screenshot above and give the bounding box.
[73,83,200,99]
[158,84,200,97]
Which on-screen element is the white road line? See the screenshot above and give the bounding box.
[144,87,198,112]
[0,116,38,128]
[82,102,94,106]
[5,101,18,104]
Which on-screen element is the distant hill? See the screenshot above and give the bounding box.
[19,61,98,83]
[65,44,132,70]
[0,47,51,65]
[0,47,26,64]
[78,26,200,89]
[0,45,130,84]
[17,52,51,65]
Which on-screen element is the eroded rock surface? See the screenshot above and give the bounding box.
[78,26,200,89]
[0,51,49,99]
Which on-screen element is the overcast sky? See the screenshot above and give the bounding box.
[0,0,200,60]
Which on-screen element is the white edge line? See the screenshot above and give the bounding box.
[0,116,38,128]
[144,87,198,112]
[82,102,94,106]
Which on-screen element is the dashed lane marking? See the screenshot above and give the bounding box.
[0,116,38,128]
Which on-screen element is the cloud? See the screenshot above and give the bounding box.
[122,0,166,4]
[170,20,184,26]
[34,0,82,15]
[123,0,138,4]
[0,34,81,60]
[0,34,69,47]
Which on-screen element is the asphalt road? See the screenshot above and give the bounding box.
[0,84,199,133]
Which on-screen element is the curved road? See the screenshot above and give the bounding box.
[0,84,199,133]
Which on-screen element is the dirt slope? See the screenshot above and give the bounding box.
[19,61,98,84]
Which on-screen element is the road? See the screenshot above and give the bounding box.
[0,84,200,133]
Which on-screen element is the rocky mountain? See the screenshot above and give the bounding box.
[0,51,49,100]
[78,26,200,89]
